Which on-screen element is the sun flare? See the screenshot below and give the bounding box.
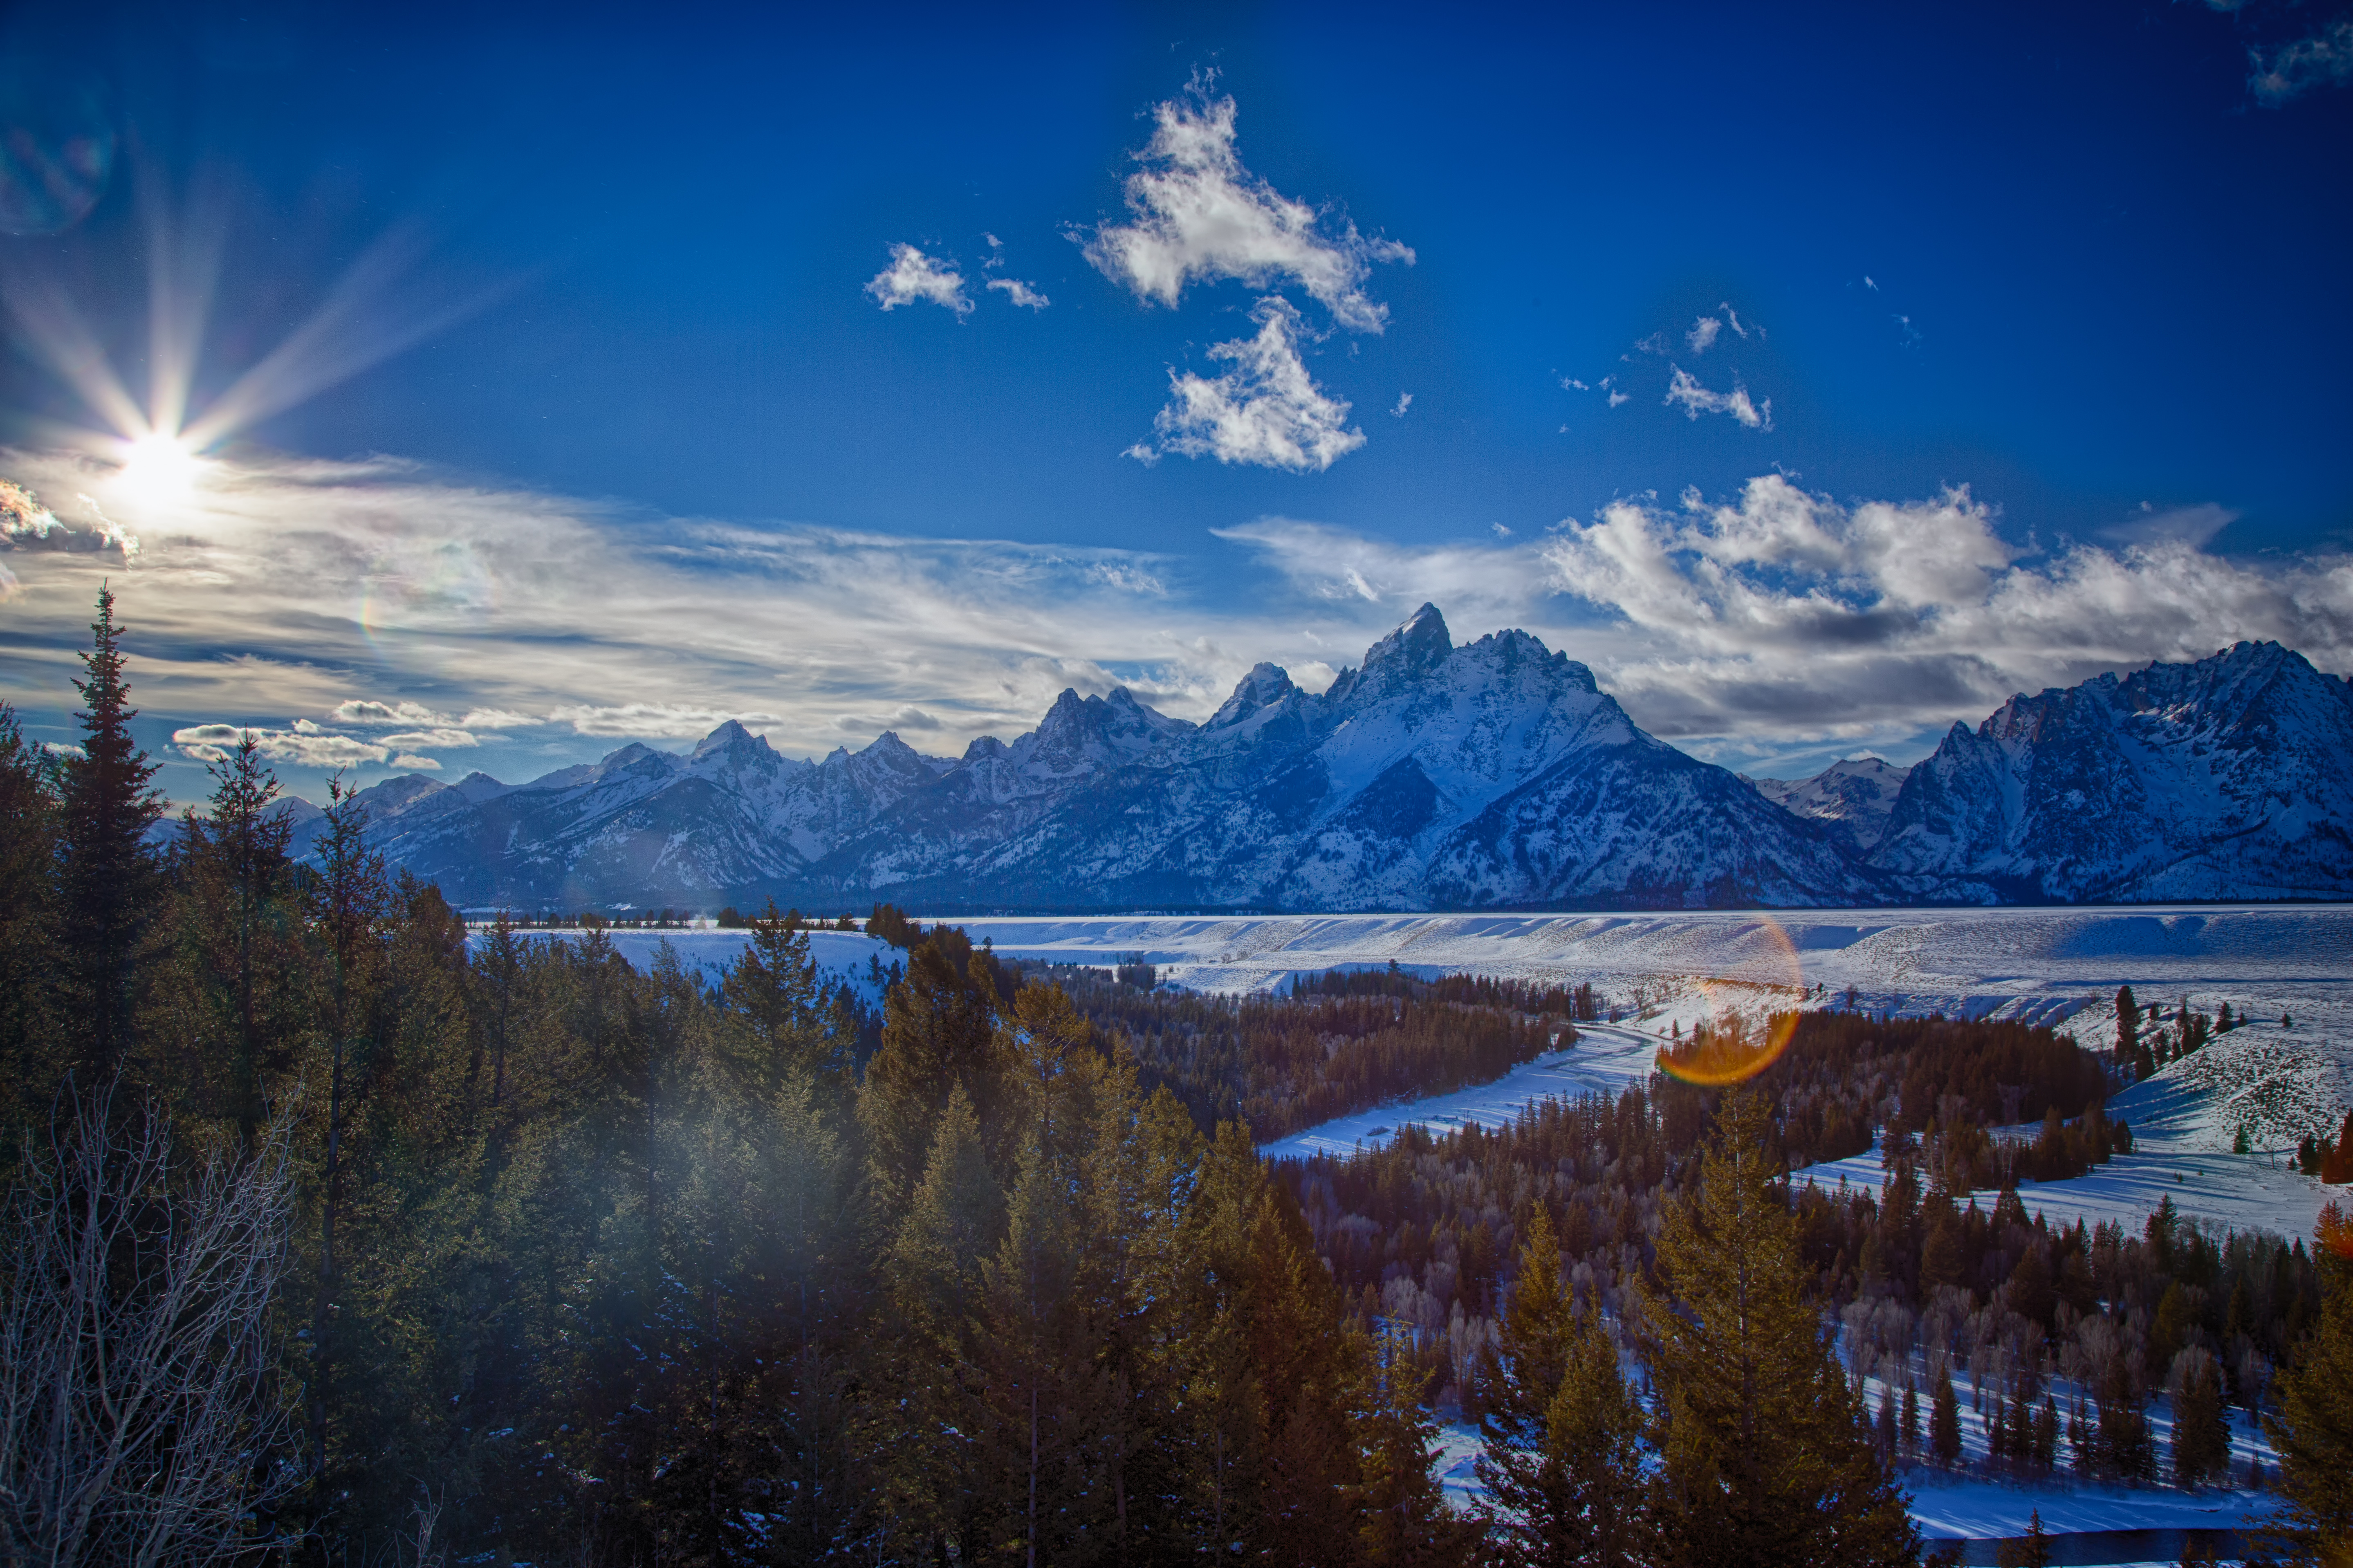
[113,432,204,504]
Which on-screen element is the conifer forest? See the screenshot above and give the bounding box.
[3,591,2349,1568]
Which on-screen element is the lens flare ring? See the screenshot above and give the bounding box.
[1654,916,1810,1086]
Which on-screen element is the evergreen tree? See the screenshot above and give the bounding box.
[303,774,391,1462]
[0,704,58,1127]
[2095,1359,2155,1481]
[2263,1225,2353,1563]
[882,1083,1002,1555]
[170,731,299,1144]
[2171,1353,2230,1489]
[1994,1508,2052,1568]
[52,585,164,1077]
[1476,1207,1650,1566]
[1640,1088,1920,1568]
[1931,1367,1963,1467]
[1355,1321,1479,1567]
[2113,985,2137,1070]
[718,896,829,1077]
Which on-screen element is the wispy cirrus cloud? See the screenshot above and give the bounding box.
[1084,79,1412,333]
[11,444,2347,799]
[0,446,1359,799]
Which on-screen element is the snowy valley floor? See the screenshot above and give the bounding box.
[491,908,2350,1556]
[946,905,2348,1553]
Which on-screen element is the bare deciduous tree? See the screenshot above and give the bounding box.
[0,1086,301,1567]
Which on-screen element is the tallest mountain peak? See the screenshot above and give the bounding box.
[1365,602,1451,671]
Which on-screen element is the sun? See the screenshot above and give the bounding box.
[114,431,204,503]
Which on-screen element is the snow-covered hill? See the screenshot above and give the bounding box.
[297,612,2352,911]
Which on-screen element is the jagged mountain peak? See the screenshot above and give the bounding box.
[691,718,771,760]
[1354,601,1451,680]
[1207,662,1301,730]
[597,741,669,772]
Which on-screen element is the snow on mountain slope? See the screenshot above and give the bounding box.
[300,614,2349,913]
[792,603,1864,911]
[1746,757,1911,854]
[1870,641,2353,902]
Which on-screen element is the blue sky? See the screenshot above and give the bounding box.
[2,0,2349,801]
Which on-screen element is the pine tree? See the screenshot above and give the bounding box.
[1640,1088,1920,1568]
[304,774,390,1458]
[2113,985,2138,1070]
[859,928,1007,1233]
[1476,1208,1650,1566]
[175,732,298,1144]
[1994,1508,2052,1568]
[881,1083,1003,1556]
[2262,1229,2353,1562]
[53,585,164,1077]
[1931,1366,1962,1466]
[2095,1358,2155,1481]
[0,703,58,1124]
[2171,1353,2230,1489]
[718,897,828,1077]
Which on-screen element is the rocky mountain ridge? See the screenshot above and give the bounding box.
[289,610,2353,911]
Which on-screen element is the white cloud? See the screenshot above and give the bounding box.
[864,244,974,317]
[174,722,395,770]
[1129,298,1366,473]
[458,707,534,729]
[378,728,479,750]
[1664,367,1770,430]
[987,277,1050,310]
[1535,473,2353,741]
[1561,377,1588,391]
[547,702,786,739]
[1687,317,1722,353]
[1083,83,1411,333]
[13,443,2347,794]
[1090,562,1167,596]
[1390,392,1412,418]
[1,478,58,537]
[2100,502,2237,549]
[1607,390,1629,408]
[1491,523,1512,538]
[2252,19,2353,104]
[332,698,445,726]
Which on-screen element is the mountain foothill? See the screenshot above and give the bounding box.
[297,604,2353,912]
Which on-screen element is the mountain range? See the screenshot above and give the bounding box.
[284,606,2353,912]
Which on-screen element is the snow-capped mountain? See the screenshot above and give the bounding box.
[1868,640,2353,902]
[1745,758,1912,855]
[301,619,2351,912]
[312,605,1865,911]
